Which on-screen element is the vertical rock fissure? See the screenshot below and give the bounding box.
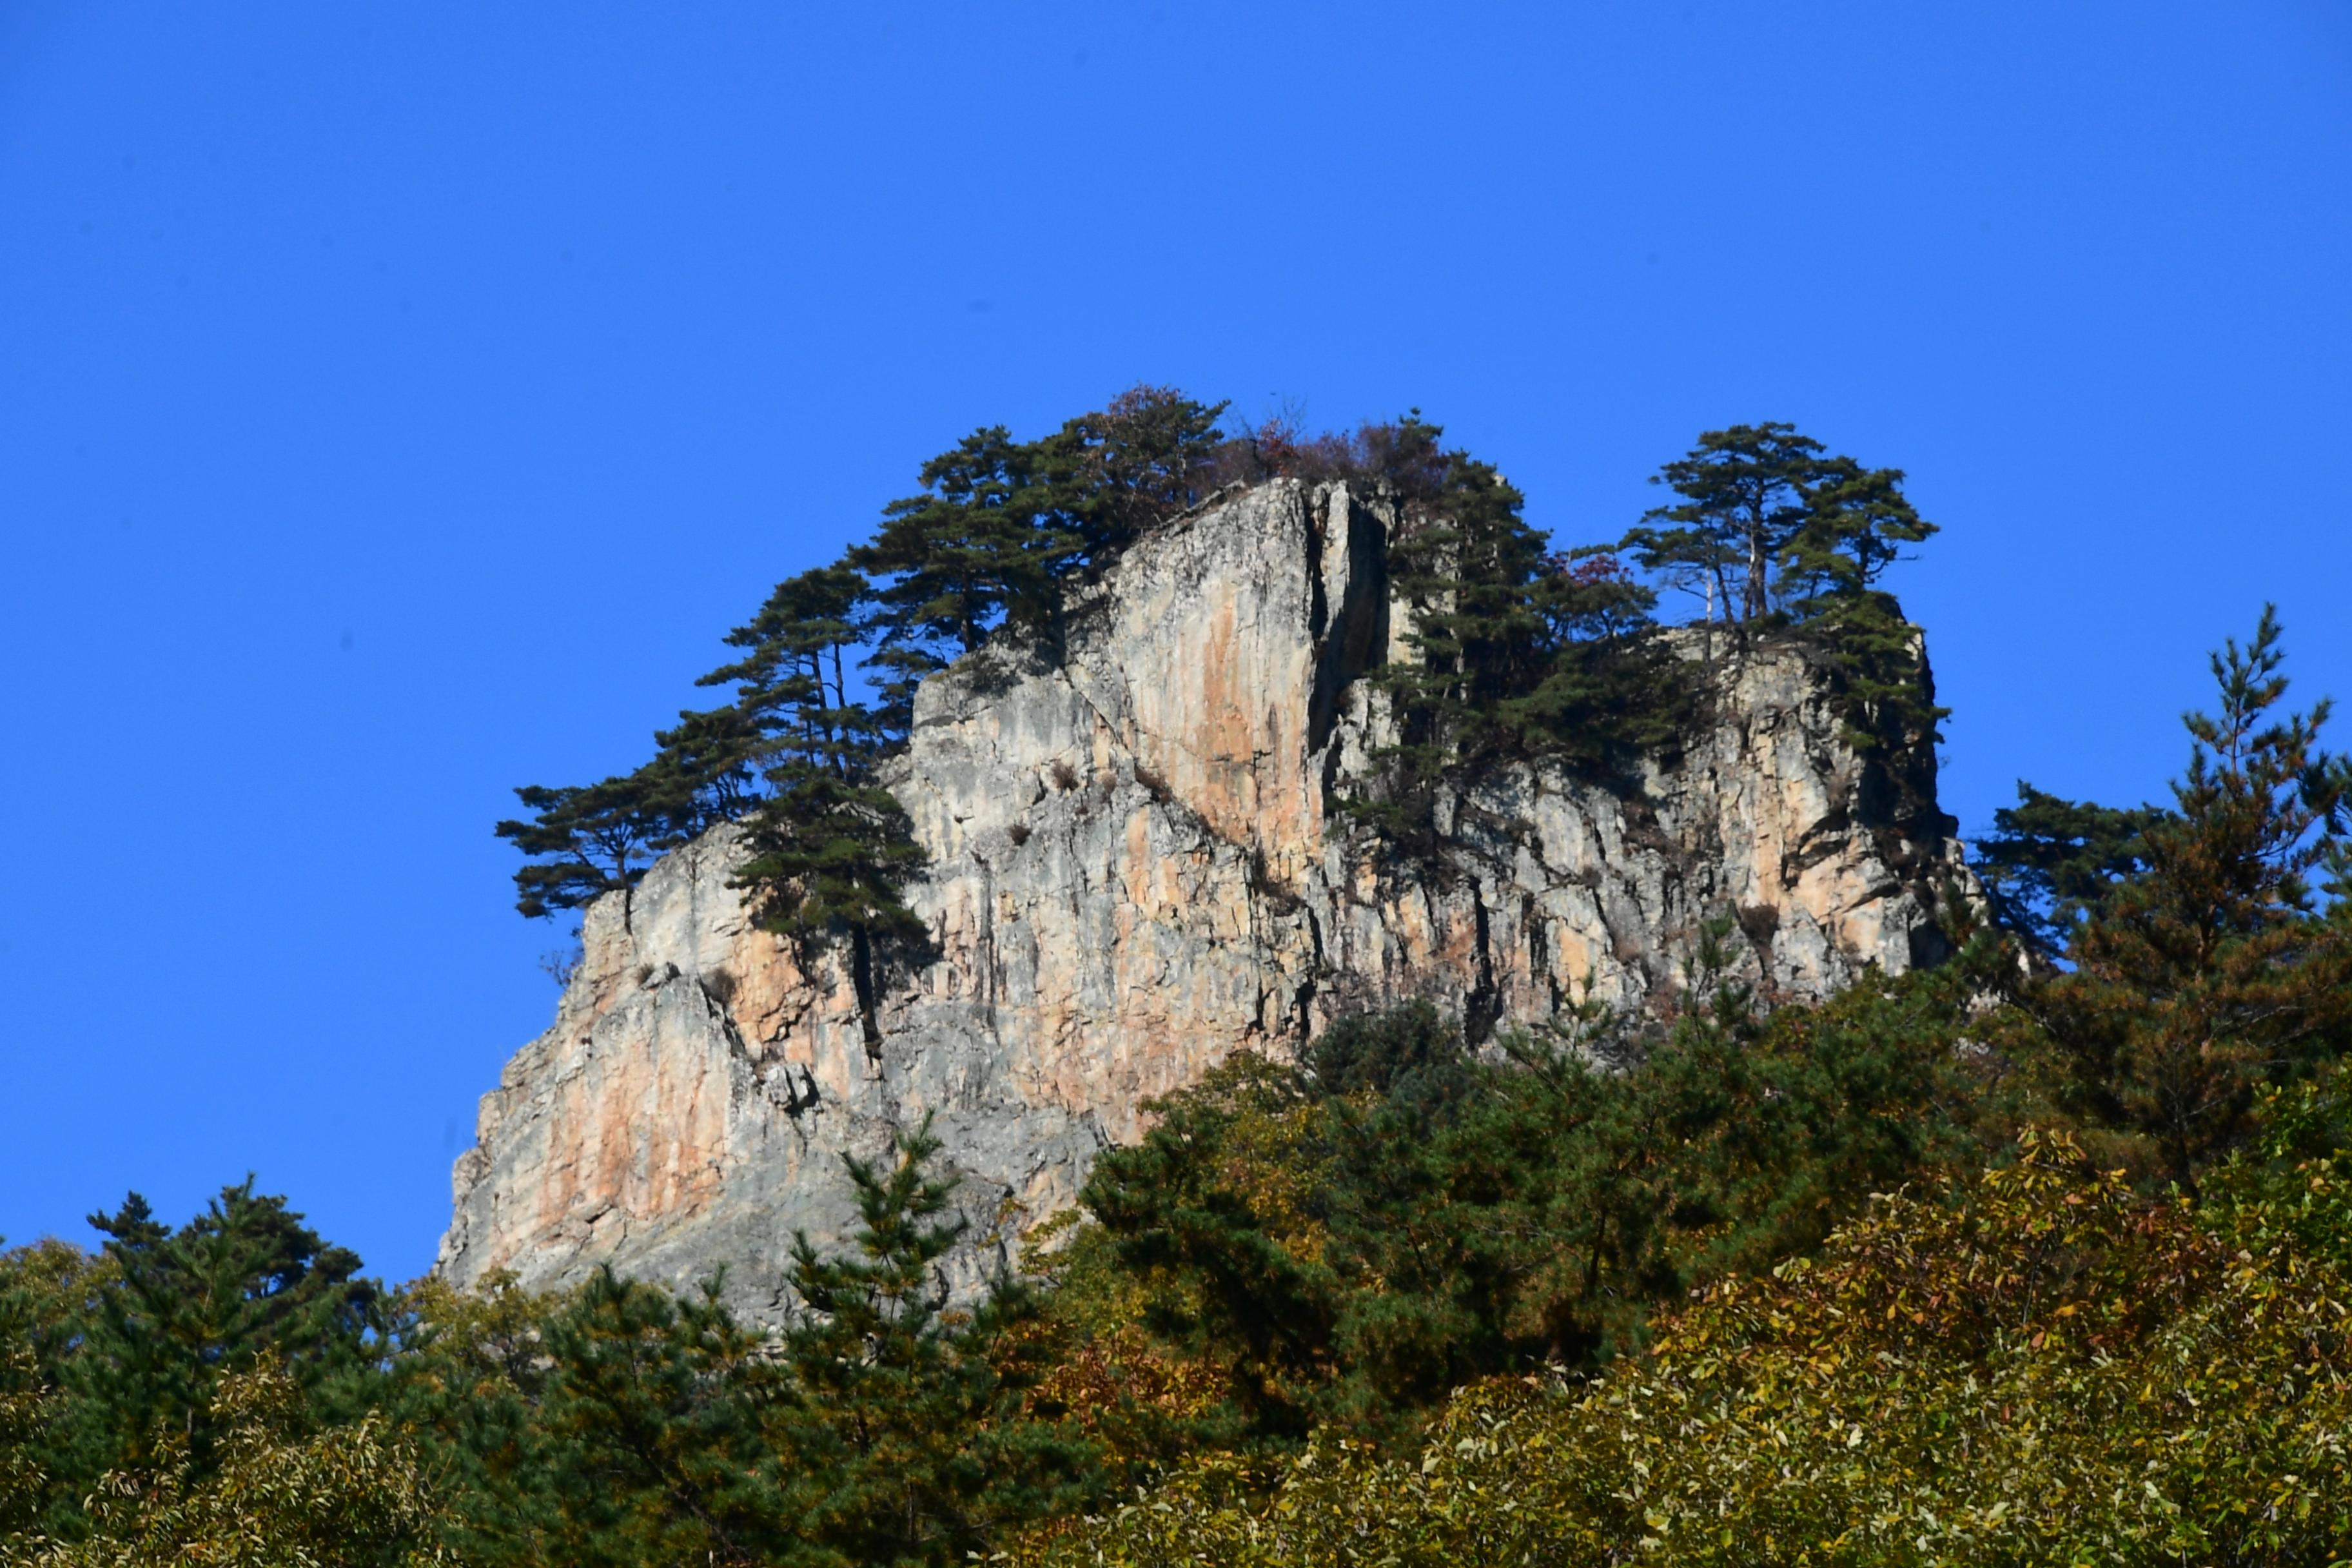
[850,927,883,1059]
[1304,485,1330,640]
[1465,882,1501,1046]
[1305,488,1390,757]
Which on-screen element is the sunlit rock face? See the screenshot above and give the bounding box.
[437,480,1972,1317]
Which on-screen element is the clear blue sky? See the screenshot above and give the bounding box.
[4,4,2347,1282]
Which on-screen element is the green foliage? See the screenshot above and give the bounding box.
[2206,1060,2352,1276]
[8,1365,447,1568]
[847,387,1233,694]
[496,386,1240,1046]
[1623,422,1936,630]
[645,701,766,827]
[378,1126,1099,1568]
[1021,610,2352,1563]
[700,563,872,750]
[1037,385,1230,564]
[0,1353,46,1543]
[23,589,2352,1562]
[1975,781,2171,953]
[0,1244,101,1403]
[1496,549,1686,763]
[397,1267,795,1567]
[1065,920,2013,1449]
[854,426,1074,686]
[734,754,928,1037]
[1298,997,1463,1101]
[2031,606,2352,1184]
[1622,420,1834,623]
[43,1184,382,1514]
[1620,422,1944,755]
[1780,455,1939,605]
[1346,414,1685,838]
[1797,583,1950,757]
[493,769,688,925]
[774,1117,1102,1563]
[696,564,928,1044]
[1027,1129,2352,1568]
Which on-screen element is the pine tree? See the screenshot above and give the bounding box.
[647,702,765,829]
[701,563,928,1053]
[1357,418,1674,836]
[389,1268,793,1568]
[778,1117,1098,1565]
[1974,783,2170,954]
[853,427,1075,697]
[700,563,872,750]
[1041,386,1230,562]
[46,1184,381,1513]
[1778,456,1946,752]
[493,765,689,928]
[525,1271,785,1567]
[2039,607,2352,1184]
[734,756,928,1054]
[1500,551,1684,775]
[1780,456,1937,603]
[32,1364,448,1568]
[1621,422,1833,623]
[1358,420,1545,834]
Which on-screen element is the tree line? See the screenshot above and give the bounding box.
[497,395,1948,1032]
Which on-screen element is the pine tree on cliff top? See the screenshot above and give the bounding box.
[494,765,690,928]
[1371,426,1549,808]
[852,426,1075,717]
[1621,421,1833,623]
[649,701,766,828]
[1778,453,1946,750]
[700,562,928,1052]
[1356,415,1675,837]
[1036,384,1230,562]
[1618,422,1944,752]
[698,562,874,755]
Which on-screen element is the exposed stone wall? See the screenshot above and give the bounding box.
[438,480,1972,1316]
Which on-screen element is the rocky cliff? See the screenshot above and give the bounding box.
[438,480,1973,1315]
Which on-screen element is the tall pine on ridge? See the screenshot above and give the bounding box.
[700,564,926,1054]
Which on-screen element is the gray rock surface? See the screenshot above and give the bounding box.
[438,480,1973,1315]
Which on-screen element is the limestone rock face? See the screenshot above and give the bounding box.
[438,481,1972,1315]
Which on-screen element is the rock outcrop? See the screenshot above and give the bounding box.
[438,480,1973,1315]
